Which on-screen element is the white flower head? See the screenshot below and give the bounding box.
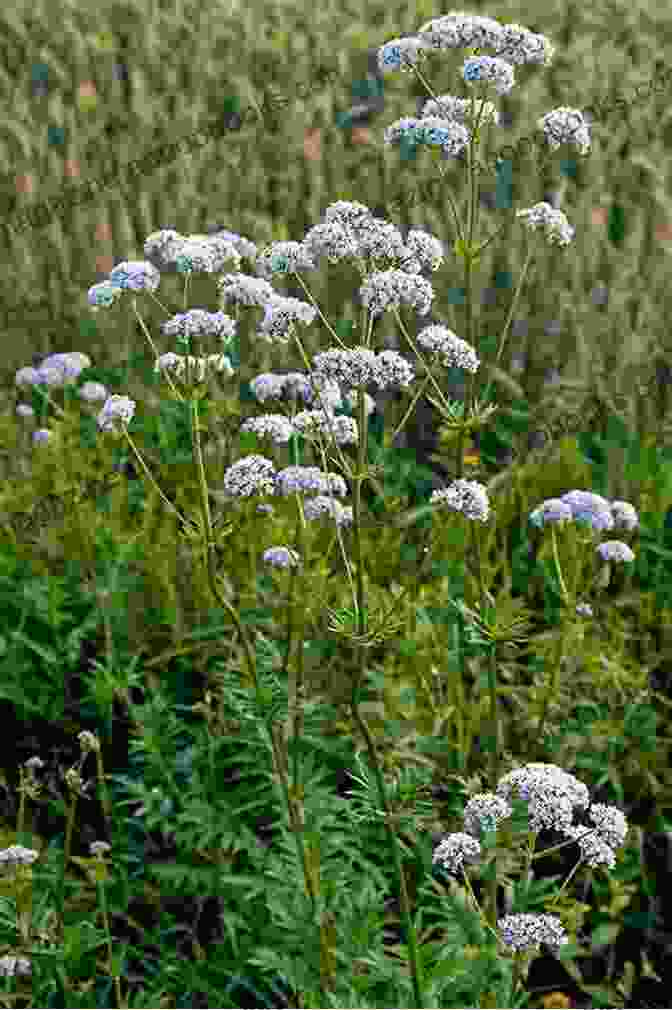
[417,13,504,53]
[462,55,516,96]
[537,107,591,154]
[430,478,491,522]
[516,202,575,248]
[493,23,555,66]
[378,35,430,74]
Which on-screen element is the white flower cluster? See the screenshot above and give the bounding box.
[537,107,591,154]
[416,324,480,373]
[462,55,516,96]
[160,308,237,343]
[359,268,435,318]
[217,272,277,308]
[430,478,491,523]
[498,913,568,954]
[254,240,317,278]
[154,352,235,384]
[421,94,500,128]
[515,202,575,248]
[142,230,241,275]
[529,490,638,566]
[312,346,415,393]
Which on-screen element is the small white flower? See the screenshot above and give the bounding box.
[377,36,430,74]
[493,23,555,67]
[562,824,617,869]
[596,540,635,564]
[529,497,574,528]
[416,324,480,373]
[586,803,628,849]
[421,94,500,128]
[217,272,277,309]
[240,414,296,444]
[498,913,568,953]
[257,295,318,345]
[359,269,435,318]
[96,395,136,434]
[462,55,516,96]
[413,116,472,157]
[161,309,237,343]
[221,454,277,499]
[430,478,491,523]
[417,14,504,53]
[432,831,482,874]
[15,366,41,387]
[303,221,359,265]
[400,228,445,273]
[303,495,353,527]
[0,845,39,868]
[463,793,513,837]
[250,372,287,403]
[537,107,591,155]
[263,546,301,569]
[516,202,575,248]
[78,381,109,402]
[108,260,161,292]
[16,403,35,417]
[610,500,639,531]
[254,240,317,278]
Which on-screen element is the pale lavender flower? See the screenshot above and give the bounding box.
[292,410,359,447]
[257,295,318,345]
[575,602,594,618]
[411,116,472,157]
[610,500,639,532]
[177,234,242,274]
[432,831,482,875]
[40,352,90,384]
[463,793,513,837]
[417,14,504,53]
[78,381,108,402]
[400,228,445,273]
[96,395,136,434]
[496,763,590,833]
[596,540,635,564]
[217,272,277,308]
[493,24,555,66]
[161,309,237,343]
[359,268,435,318]
[208,229,258,262]
[240,414,296,444]
[35,365,68,388]
[537,107,591,155]
[462,55,516,96]
[377,36,430,74]
[108,260,161,292]
[430,478,491,522]
[0,845,39,868]
[263,546,301,569]
[32,428,53,444]
[529,497,574,528]
[303,495,353,527]
[516,202,575,248]
[498,913,568,954]
[302,221,360,265]
[416,324,480,372]
[562,823,617,869]
[254,240,317,278]
[87,279,124,308]
[250,372,287,403]
[274,466,347,498]
[221,454,277,498]
[16,403,35,417]
[302,374,343,412]
[561,490,614,532]
[14,366,41,387]
[421,94,500,128]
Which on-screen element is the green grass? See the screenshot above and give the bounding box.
[1,0,672,1006]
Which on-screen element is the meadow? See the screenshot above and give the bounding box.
[2,0,672,1007]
